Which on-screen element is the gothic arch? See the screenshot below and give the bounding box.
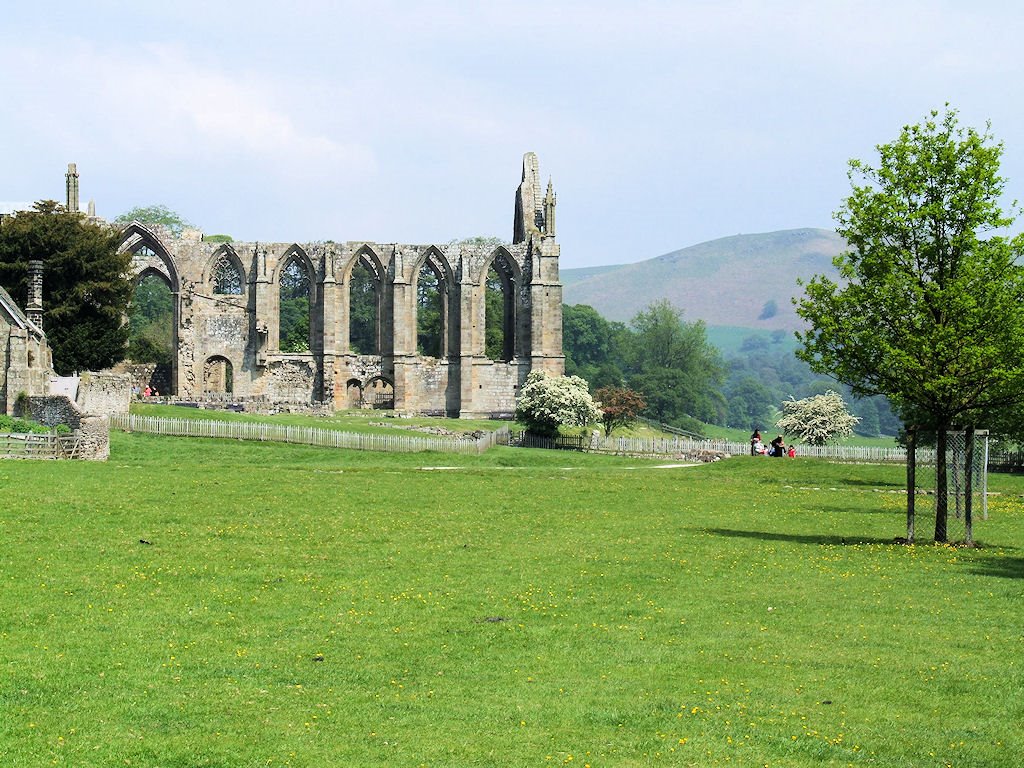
[276,246,315,354]
[364,375,395,409]
[344,245,386,356]
[203,355,234,394]
[273,245,316,285]
[412,246,455,358]
[118,223,181,293]
[206,245,246,296]
[119,223,180,394]
[482,247,521,362]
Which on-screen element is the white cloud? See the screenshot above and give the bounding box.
[1,40,375,179]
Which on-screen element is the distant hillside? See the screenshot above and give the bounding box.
[562,228,845,329]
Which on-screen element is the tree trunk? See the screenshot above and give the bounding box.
[964,427,974,547]
[905,428,916,543]
[935,422,949,543]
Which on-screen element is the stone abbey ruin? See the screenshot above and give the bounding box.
[114,153,564,417]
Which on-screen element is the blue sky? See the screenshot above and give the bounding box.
[2,1,1023,268]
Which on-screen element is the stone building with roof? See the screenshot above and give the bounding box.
[0,275,52,414]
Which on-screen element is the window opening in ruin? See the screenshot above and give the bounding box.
[345,378,363,408]
[203,355,233,394]
[417,260,445,357]
[128,271,174,371]
[484,255,515,361]
[212,256,244,295]
[366,376,395,409]
[279,258,311,353]
[349,257,379,355]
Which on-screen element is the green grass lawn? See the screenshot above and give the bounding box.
[1,435,1022,767]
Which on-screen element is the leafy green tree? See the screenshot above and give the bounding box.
[113,205,193,236]
[627,300,726,425]
[726,375,776,429]
[562,303,629,385]
[0,201,132,373]
[514,370,601,437]
[797,107,1024,542]
[853,397,881,437]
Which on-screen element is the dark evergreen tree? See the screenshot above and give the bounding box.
[0,201,132,374]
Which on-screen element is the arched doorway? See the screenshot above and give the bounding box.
[203,355,234,394]
[345,378,364,408]
[365,376,394,409]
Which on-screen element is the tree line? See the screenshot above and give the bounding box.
[563,299,899,436]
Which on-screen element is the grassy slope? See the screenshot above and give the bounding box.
[562,228,845,328]
[1,435,1021,767]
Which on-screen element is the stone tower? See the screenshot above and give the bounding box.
[65,163,80,213]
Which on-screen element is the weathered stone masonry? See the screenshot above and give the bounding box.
[120,153,564,417]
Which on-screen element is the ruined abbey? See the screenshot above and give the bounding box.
[114,153,564,417]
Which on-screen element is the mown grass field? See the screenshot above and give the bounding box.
[1,433,1022,767]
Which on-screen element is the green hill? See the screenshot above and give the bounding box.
[562,228,845,329]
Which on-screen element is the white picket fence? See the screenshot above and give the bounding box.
[110,413,923,463]
[111,413,506,455]
[592,435,917,462]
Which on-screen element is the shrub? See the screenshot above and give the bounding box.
[514,371,601,437]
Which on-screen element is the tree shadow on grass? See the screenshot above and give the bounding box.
[825,504,902,516]
[968,556,1024,579]
[840,478,907,488]
[698,527,896,546]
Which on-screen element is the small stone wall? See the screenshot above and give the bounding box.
[23,395,110,460]
[109,362,171,396]
[77,415,111,460]
[26,395,82,429]
[77,371,132,414]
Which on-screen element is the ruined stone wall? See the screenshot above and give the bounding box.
[115,154,564,417]
[26,395,82,429]
[25,396,110,460]
[109,362,171,395]
[76,415,111,461]
[76,371,132,415]
[470,361,527,417]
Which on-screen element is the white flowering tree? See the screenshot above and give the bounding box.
[775,390,860,446]
[514,370,602,437]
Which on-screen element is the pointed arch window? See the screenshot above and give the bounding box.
[485,253,516,361]
[279,257,311,353]
[417,256,446,358]
[212,256,244,295]
[349,257,380,355]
